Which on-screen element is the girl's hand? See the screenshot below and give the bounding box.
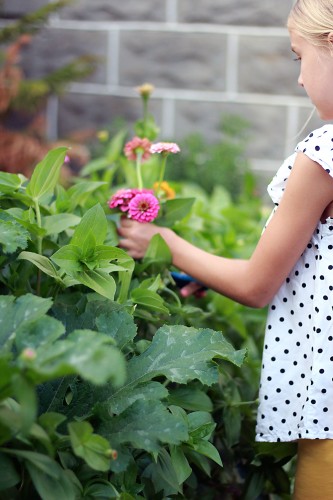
[117,217,173,259]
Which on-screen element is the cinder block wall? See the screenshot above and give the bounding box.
[1,0,325,181]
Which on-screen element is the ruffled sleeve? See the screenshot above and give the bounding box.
[295,125,333,178]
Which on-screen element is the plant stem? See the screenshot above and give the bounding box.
[136,151,143,190]
[157,154,167,193]
[34,198,43,295]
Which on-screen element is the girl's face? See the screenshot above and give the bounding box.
[289,26,333,120]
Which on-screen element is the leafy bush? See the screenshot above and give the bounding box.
[0,88,296,498]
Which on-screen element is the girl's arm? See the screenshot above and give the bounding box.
[118,153,333,308]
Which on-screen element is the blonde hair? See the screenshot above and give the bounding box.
[288,0,333,47]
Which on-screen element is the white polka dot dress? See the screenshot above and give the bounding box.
[256,125,333,442]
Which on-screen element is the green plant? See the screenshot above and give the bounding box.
[0,82,297,498]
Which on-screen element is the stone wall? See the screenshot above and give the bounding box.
[1,0,325,183]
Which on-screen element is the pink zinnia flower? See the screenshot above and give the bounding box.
[124,137,152,161]
[108,188,138,212]
[150,142,180,154]
[128,192,160,223]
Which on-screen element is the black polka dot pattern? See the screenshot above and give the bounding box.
[256,125,333,443]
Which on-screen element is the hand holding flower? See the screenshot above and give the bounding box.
[117,218,173,260]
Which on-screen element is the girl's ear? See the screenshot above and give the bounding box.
[328,32,333,44]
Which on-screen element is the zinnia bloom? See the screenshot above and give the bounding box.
[128,192,160,223]
[108,188,138,212]
[150,142,180,154]
[124,137,152,161]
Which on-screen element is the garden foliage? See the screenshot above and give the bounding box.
[0,89,296,499]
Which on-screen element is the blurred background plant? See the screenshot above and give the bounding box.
[0,0,97,178]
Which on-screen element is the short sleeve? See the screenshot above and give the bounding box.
[295,125,333,178]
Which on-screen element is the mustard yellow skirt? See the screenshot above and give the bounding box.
[294,440,333,499]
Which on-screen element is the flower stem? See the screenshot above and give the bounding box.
[136,151,143,190]
[157,154,167,193]
[34,199,43,295]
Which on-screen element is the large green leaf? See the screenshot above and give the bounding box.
[107,381,168,415]
[29,329,126,387]
[123,325,245,390]
[99,400,188,452]
[26,147,68,201]
[0,294,53,349]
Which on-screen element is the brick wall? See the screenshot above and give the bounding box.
[1,0,325,182]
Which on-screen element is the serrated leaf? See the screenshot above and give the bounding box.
[99,400,188,452]
[26,147,67,201]
[0,218,29,254]
[122,325,245,390]
[108,381,168,415]
[0,294,53,349]
[31,329,126,387]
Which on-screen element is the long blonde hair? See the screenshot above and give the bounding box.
[288,0,333,47]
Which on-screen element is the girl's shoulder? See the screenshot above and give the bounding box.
[295,124,333,177]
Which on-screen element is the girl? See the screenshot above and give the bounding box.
[118,1,333,497]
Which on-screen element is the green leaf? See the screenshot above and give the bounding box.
[123,325,245,389]
[0,452,20,491]
[12,375,37,434]
[26,459,78,500]
[0,216,29,254]
[168,387,213,412]
[157,198,195,227]
[0,294,53,349]
[108,381,168,415]
[68,421,112,471]
[50,244,83,273]
[188,411,216,442]
[80,157,111,176]
[99,400,188,452]
[42,213,81,235]
[191,439,222,466]
[0,172,23,194]
[26,147,68,201]
[66,180,107,209]
[71,204,107,248]
[18,251,64,281]
[15,314,65,351]
[170,445,192,485]
[32,329,126,387]
[105,129,127,162]
[73,269,117,300]
[131,288,169,314]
